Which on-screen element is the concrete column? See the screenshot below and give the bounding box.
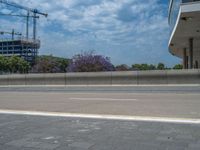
[189,38,193,69]
[183,48,187,69]
[186,56,189,69]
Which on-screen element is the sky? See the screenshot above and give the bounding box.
[0,0,181,67]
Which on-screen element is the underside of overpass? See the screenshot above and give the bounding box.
[169,1,200,69]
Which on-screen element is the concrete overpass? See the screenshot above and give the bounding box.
[169,0,200,69]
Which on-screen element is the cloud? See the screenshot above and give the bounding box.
[0,0,179,66]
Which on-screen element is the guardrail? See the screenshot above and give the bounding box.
[0,70,200,86]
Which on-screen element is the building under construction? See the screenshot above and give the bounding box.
[0,34,40,64]
[0,0,47,64]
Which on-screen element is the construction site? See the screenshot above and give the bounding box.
[0,0,47,65]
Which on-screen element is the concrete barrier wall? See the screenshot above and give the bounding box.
[66,73,89,85]
[8,74,26,85]
[167,69,200,84]
[44,73,66,85]
[0,75,8,85]
[138,70,168,85]
[25,74,45,85]
[0,69,200,86]
[111,71,137,85]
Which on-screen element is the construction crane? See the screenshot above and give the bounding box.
[0,29,21,40]
[0,0,48,40]
[0,12,39,40]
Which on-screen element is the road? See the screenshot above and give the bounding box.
[0,114,200,150]
[0,85,200,150]
[0,86,200,119]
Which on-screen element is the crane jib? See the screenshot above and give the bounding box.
[0,0,48,17]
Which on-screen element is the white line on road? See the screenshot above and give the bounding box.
[69,98,138,101]
[0,109,200,124]
[0,84,200,87]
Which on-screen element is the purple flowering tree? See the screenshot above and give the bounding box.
[67,52,115,72]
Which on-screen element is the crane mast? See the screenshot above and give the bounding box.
[0,0,48,40]
[0,0,48,65]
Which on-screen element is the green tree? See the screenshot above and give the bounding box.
[0,55,9,73]
[132,64,141,70]
[157,63,165,70]
[8,56,30,73]
[173,64,183,70]
[0,55,30,74]
[32,55,69,73]
[18,58,30,73]
[115,64,130,71]
[132,64,156,70]
[149,64,156,70]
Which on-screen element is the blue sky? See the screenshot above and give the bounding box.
[0,0,181,67]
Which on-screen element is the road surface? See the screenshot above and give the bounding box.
[0,85,200,150]
[0,86,200,119]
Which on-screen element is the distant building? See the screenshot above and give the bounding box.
[0,35,40,64]
[168,0,200,69]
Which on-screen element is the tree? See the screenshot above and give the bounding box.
[32,55,69,73]
[173,64,183,70]
[157,63,165,70]
[115,64,130,71]
[132,64,156,70]
[57,58,69,73]
[0,55,9,73]
[18,58,30,73]
[10,56,30,73]
[0,55,30,74]
[67,52,115,72]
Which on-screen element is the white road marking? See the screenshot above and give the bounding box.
[69,98,138,101]
[0,84,199,88]
[0,109,199,124]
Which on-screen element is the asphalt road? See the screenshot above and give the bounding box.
[0,85,200,149]
[0,114,200,150]
[0,89,200,119]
